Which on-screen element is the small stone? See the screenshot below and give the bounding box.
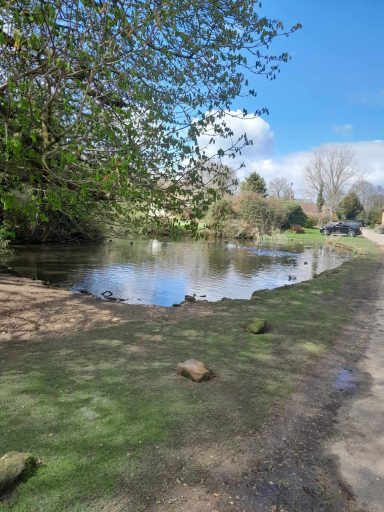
[245,319,267,334]
[177,359,213,382]
[0,452,38,493]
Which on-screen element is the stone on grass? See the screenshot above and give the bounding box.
[177,359,213,382]
[0,452,38,493]
[251,289,269,299]
[245,319,267,334]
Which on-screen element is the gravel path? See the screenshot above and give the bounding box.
[330,228,384,512]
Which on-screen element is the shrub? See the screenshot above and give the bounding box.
[266,197,289,228]
[362,207,383,227]
[282,202,308,228]
[205,198,237,236]
[236,193,283,234]
[220,218,251,239]
[1,187,104,243]
[289,224,305,233]
[205,195,311,238]
[0,229,13,261]
[0,227,15,241]
[304,215,317,228]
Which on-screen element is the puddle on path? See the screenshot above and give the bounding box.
[334,368,358,393]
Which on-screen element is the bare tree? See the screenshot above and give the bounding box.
[199,162,239,196]
[268,176,292,199]
[304,145,356,217]
[350,179,376,211]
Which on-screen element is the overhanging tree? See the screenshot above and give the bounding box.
[0,0,300,240]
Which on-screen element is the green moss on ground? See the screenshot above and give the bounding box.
[245,319,267,334]
[0,236,380,511]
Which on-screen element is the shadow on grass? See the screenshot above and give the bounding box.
[0,253,380,511]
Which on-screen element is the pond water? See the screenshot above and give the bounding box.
[9,239,351,306]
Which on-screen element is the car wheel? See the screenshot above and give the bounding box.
[323,229,330,236]
[348,230,356,237]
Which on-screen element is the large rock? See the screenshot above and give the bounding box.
[177,359,213,382]
[245,319,267,334]
[0,452,37,493]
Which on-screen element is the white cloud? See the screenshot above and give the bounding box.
[332,123,353,135]
[238,140,384,198]
[352,140,384,185]
[197,110,274,160]
[197,111,384,196]
[239,151,309,185]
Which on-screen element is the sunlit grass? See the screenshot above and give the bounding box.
[0,237,380,511]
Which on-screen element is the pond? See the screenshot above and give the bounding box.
[9,239,351,306]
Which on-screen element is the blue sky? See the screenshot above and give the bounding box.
[239,0,384,153]
[213,0,384,192]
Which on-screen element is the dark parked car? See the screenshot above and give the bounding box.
[320,220,362,237]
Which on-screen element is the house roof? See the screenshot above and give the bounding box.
[297,201,318,215]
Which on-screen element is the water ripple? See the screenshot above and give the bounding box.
[10,239,351,306]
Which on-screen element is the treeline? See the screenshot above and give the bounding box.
[340,182,384,226]
[204,172,312,239]
[304,146,384,226]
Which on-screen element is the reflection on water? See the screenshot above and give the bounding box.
[334,368,357,392]
[9,239,351,306]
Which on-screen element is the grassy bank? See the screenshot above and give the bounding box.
[0,235,380,511]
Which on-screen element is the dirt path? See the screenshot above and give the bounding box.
[0,274,207,343]
[330,229,384,512]
[145,231,384,512]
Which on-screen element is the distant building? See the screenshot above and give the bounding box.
[296,200,318,217]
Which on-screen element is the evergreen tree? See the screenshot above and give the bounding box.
[316,183,325,213]
[337,192,364,220]
[240,172,267,196]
